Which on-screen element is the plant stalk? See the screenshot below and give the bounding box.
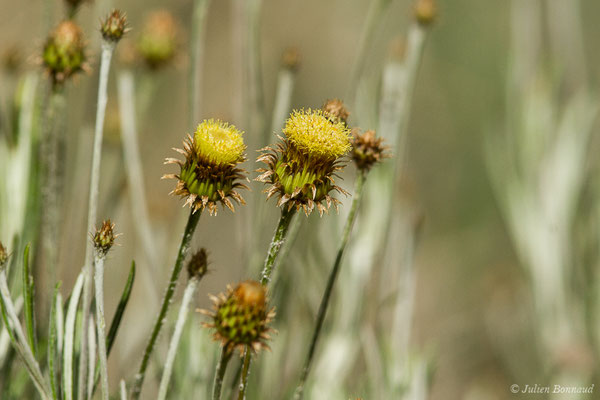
[157,276,200,400]
[131,209,202,399]
[237,347,252,400]
[189,0,212,129]
[260,208,296,285]
[94,254,109,400]
[212,347,233,400]
[78,41,115,400]
[294,171,367,399]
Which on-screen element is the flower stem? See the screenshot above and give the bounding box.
[237,347,252,400]
[93,254,109,400]
[78,40,115,400]
[189,0,212,129]
[212,347,233,400]
[131,209,202,399]
[294,171,367,400]
[260,208,296,285]
[157,276,200,400]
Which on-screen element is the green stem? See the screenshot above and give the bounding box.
[93,254,109,400]
[237,347,252,400]
[212,347,233,400]
[260,208,296,285]
[130,209,202,399]
[294,171,367,400]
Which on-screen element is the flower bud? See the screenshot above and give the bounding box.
[42,21,87,86]
[187,249,209,279]
[137,10,178,69]
[281,47,301,72]
[322,99,350,125]
[415,0,436,26]
[101,9,129,43]
[351,129,388,171]
[93,220,117,257]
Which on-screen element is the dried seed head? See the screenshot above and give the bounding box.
[281,47,301,71]
[101,9,129,43]
[257,109,351,216]
[164,119,248,215]
[322,99,350,125]
[93,220,117,257]
[187,248,209,279]
[351,129,389,171]
[42,20,87,86]
[415,0,436,26]
[0,241,8,269]
[137,10,178,69]
[203,281,274,354]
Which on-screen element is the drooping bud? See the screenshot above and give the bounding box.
[187,248,209,279]
[415,0,436,26]
[42,20,87,86]
[202,281,274,354]
[322,99,350,125]
[137,10,178,69]
[351,129,388,171]
[93,220,117,257]
[101,9,129,43]
[0,241,8,269]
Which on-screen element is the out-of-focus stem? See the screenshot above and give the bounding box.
[157,276,200,400]
[94,254,109,400]
[293,171,366,400]
[212,347,233,400]
[189,0,212,129]
[131,209,202,399]
[78,41,115,400]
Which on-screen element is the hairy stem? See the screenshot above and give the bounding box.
[237,347,252,400]
[260,208,296,285]
[212,347,233,400]
[94,255,109,400]
[294,171,367,399]
[78,41,115,400]
[131,209,202,399]
[157,276,200,400]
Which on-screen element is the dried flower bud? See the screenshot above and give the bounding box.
[322,99,350,125]
[351,129,388,171]
[163,119,248,215]
[202,281,274,354]
[42,21,87,86]
[187,248,208,279]
[281,47,301,71]
[137,10,178,69]
[0,241,8,269]
[415,0,436,26]
[93,220,117,257]
[101,9,129,43]
[257,109,351,216]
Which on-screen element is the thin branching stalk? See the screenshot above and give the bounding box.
[79,40,115,400]
[94,254,109,400]
[157,276,200,400]
[260,208,296,285]
[189,0,212,129]
[212,347,233,400]
[294,171,367,400]
[64,273,84,400]
[131,209,202,399]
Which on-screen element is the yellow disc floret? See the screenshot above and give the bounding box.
[283,109,351,160]
[194,119,246,166]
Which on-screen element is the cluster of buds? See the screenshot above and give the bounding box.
[351,129,388,172]
[100,10,129,43]
[257,109,351,216]
[42,20,87,86]
[202,280,274,354]
[164,119,248,215]
[136,10,178,69]
[93,220,118,258]
[0,241,8,269]
[187,248,209,279]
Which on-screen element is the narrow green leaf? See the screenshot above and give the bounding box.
[107,261,135,353]
[22,244,36,356]
[48,282,61,400]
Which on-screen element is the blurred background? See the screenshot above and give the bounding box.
[2,0,600,399]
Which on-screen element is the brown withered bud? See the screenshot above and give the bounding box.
[42,20,87,86]
[187,249,209,279]
[322,99,350,125]
[415,0,437,26]
[281,47,301,71]
[351,129,389,171]
[93,220,118,257]
[101,9,129,43]
[0,241,8,269]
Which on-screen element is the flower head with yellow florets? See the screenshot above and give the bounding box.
[163,119,248,215]
[201,280,275,355]
[257,108,351,216]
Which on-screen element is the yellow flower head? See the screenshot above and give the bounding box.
[194,119,246,166]
[283,109,351,161]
